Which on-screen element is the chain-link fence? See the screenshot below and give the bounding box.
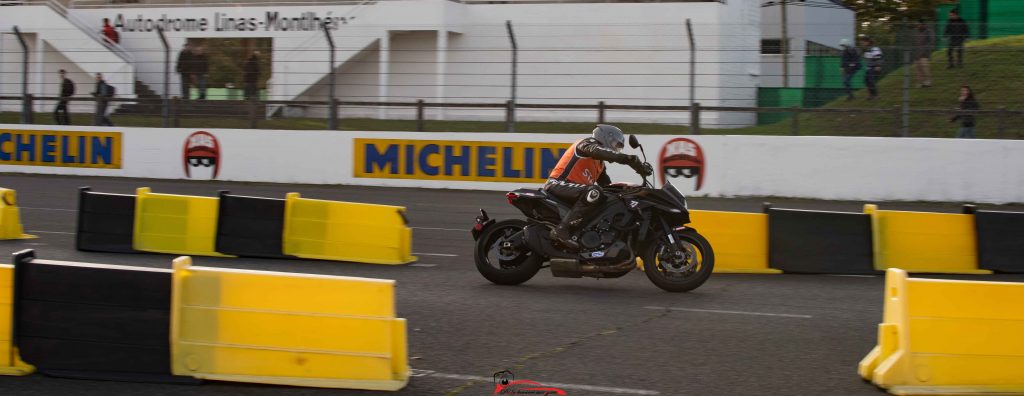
[2,1,1024,138]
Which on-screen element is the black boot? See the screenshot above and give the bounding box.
[550,200,589,252]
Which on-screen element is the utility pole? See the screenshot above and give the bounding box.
[781,0,789,88]
[156,27,170,127]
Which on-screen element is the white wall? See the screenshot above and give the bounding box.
[3,124,1023,204]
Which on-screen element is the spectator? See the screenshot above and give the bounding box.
[950,85,979,138]
[913,19,934,88]
[90,73,114,127]
[101,18,119,45]
[944,9,969,68]
[193,46,210,100]
[861,36,883,101]
[176,43,193,100]
[53,69,74,125]
[839,38,861,100]
[243,51,260,101]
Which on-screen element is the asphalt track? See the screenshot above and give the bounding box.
[2,173,1024,396]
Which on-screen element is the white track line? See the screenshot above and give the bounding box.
[27,230,75,235]
[19,206,76,212]
[411,370,659,395]
[412,252,458,257]
[644,306,813,319]
[409,263,438,268]
[412,226,464,232]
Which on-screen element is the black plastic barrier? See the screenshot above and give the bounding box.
[975,210,1024,273]
[76,187,137,253]
[215,191,291,259]
[767,208,876,274]
[12,250,196,383]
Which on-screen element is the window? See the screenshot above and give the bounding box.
[761,39,790,55]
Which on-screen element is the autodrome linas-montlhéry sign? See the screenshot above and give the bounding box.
[113,11,355,33]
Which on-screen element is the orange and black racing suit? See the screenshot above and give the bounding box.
[544,137,638,233]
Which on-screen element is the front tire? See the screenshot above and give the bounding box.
[474,219,544,285]
[642,229,714,292]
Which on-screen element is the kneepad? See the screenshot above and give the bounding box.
[583,186,604,205]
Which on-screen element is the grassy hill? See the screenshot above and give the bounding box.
[739,35,1024,138]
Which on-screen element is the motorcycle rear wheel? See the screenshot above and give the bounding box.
[642,229,714,292]
[474,219,545,285]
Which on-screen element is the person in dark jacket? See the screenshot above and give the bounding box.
[944,9,969,68]
[544,124,651,251]
[913,19,934,87]
[243,51,261,100]
[839,38,861,100]
[950,85,979,138]
[176,43,193,100]
[53,69,74,125]
[90,73,114,127]
[861,36,883,100]
[193,46,210,100]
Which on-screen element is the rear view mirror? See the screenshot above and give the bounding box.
[628,135,640,149]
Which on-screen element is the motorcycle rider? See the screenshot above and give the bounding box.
[545,124,652,251]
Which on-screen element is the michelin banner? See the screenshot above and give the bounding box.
[1,124,1022,204]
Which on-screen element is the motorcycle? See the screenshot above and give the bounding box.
[471,135,714,292]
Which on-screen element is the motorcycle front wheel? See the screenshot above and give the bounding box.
[642,229,715,292]
[474,219,544,285]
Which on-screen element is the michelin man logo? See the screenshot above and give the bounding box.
[183,131,221,179]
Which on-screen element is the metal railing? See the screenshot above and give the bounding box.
[3,95,1019,139]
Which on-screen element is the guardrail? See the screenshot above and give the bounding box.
[3,94,1021,138]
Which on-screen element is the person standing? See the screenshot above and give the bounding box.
[53,69,74,125]
[950,85,979,138]
[862,36,883,100]
[101,18,119,45]
[193,46,210,100]
[176,43,193,100]
[839,38,861,100]
[944,9,969,68]
[90,73,114,126]
[913,19,934,88]
[243,51,261,101]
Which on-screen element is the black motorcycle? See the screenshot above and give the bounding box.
[471,135,714,292]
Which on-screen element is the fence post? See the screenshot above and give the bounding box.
[690,102,701,135]
[505,100,515,133]
[416,99,425,132]
[323,22,338,131]
[997,106,1006,138]
[790,106,799,135]
[330,98,339,130]
[24,94,34,124]
[13,26,31,124]
[894,106,903,137]
[506,20,517,133]
[171,97,180,128]
[156,27,170,128]
[598,101,606,124]
[248,99,258,129]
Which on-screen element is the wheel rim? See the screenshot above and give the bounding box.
[482,226,530,270]
[653,237,703,280]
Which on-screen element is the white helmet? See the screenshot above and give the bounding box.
[592,124,626,152]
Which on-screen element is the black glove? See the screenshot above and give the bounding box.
[640,162,654,177]
[627,156,651,176]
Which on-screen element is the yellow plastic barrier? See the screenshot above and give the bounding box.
[133,188,231,257]
[0,264,33,376]
[864,205,989,274]
[0,189,35,240]
[170,257,409,390]
[282,193,415,265]
[687,210,780,274]
[858,268,1024,394]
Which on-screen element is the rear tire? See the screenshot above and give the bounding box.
[642,229,714,292]
[474,219,544,285]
